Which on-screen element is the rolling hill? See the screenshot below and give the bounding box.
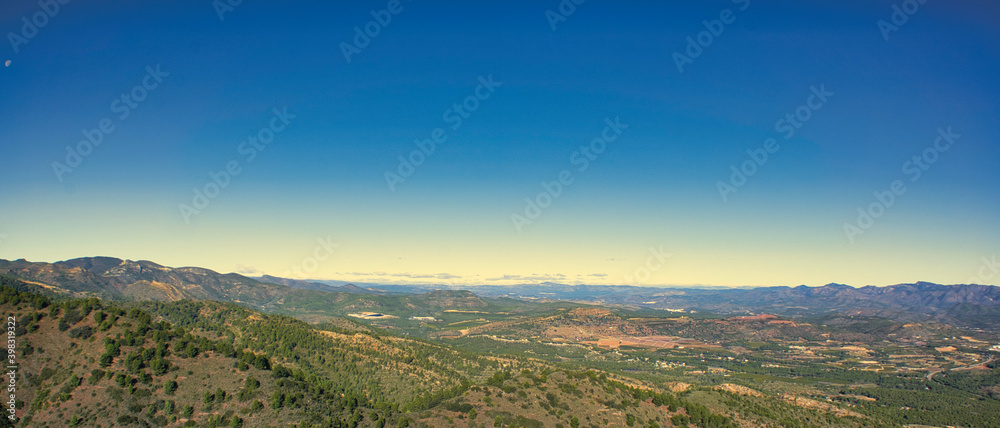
[0,273,739,427]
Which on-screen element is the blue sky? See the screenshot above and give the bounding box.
[1,0,998,287]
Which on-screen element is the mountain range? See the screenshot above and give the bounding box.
[3,257,999,329]
[3,256,1000,427]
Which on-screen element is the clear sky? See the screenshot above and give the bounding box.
[1,0,998,287]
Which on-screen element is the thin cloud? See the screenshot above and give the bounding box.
[337,272,462,280]
[485,274,567,282]
[235,264,261,275]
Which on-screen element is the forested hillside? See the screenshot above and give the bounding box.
[4,261,999,428]
[1,277,737,427]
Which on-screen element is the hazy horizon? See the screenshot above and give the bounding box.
[4,255,997,290]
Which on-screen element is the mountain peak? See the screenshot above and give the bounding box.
[54,256,125,273]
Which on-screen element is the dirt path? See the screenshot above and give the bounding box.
[927,355,996,381]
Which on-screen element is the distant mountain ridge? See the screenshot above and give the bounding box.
[0,257,502,323]
[1,257,286,304]
[256,274,383,294]
[2,257,998,329]
[382,281,1000,329]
